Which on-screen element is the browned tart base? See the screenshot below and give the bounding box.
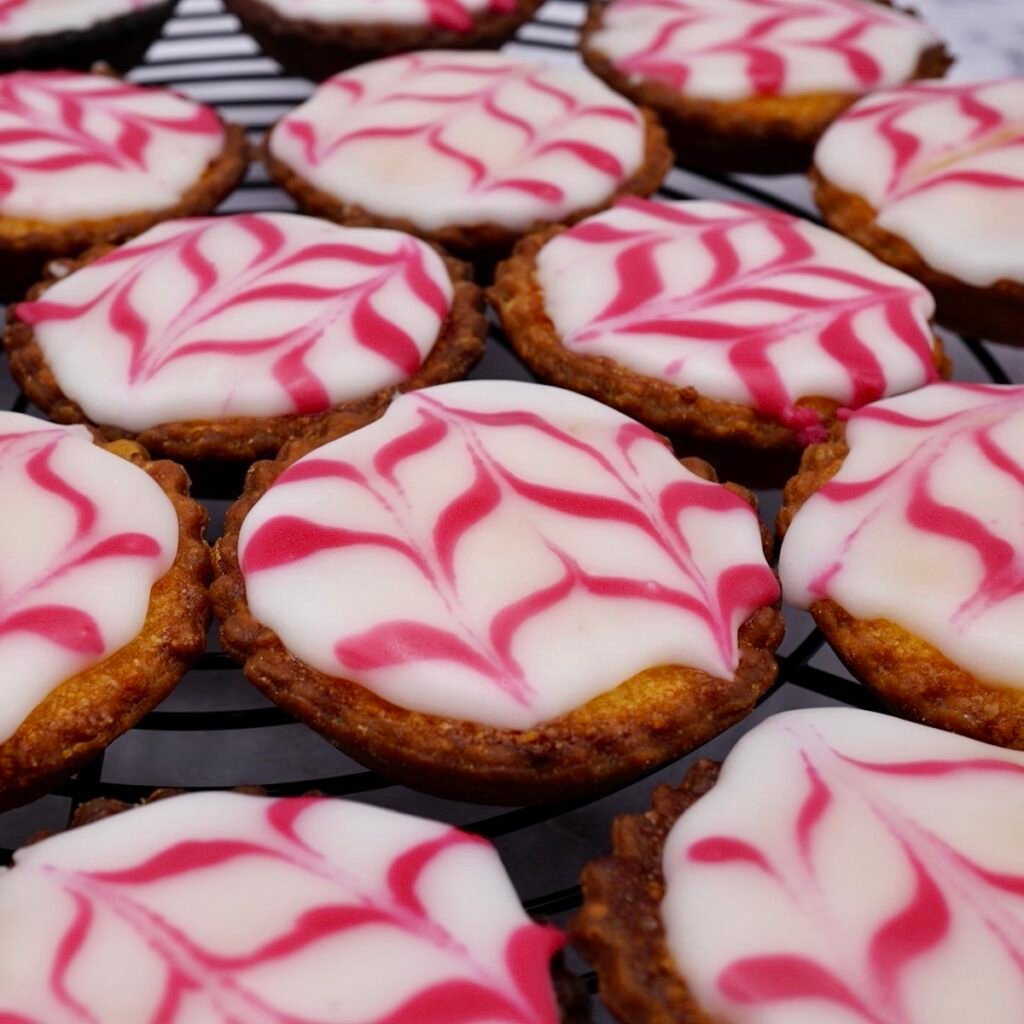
[0,0,177,74]
[5,249,486,461]
[225,0,545,82]
[490,224,950,454]
[579,2,952,176]
[813,169,1024,347]
[264,108,673,258]
[0,121,249,303]
[572,758,721,1023]
[779,427,1024,750]
[0,442,211,814]
[212,446,782,805]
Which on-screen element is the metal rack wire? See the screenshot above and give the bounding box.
[0,2,1019,1019]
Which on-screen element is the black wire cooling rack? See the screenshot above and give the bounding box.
[0,2,1020,1019]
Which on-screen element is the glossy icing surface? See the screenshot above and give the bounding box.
[780,382,1024,689]
[536,197,937,440]
[587,0,939,103]
[0,413,177,745]
[0,791,565,1022]
[663,707,1024,1024]
[0,0,163,41]
[269,51,647,234]
[17,213,453,431]
[239,380,779,730]
[257,0,515,31]
[815,78,1024,287]
[0,71,225,223]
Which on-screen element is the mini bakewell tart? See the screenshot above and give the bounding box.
[0,413,209,813]
[224,0,545,83]
[265,51,672,257]
[0,791,588,1023]
[779,382,1024,750]
[0,0,177,74]
[491,197,948,452]
[813,78,1024,347]
[6,212,486,462]
[212,380,783,805]
[580,0,952,175]
[0,69,248,301]
[573,707,1024,1024]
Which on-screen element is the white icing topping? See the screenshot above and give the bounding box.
[815,78,1024,287]
[0,412,178,745]
[0,0,163,42]
[255,0,514,31]
[268,51,647,234]
[238,380,779,731]
[0,792,565,1023]
[536,197,937,440]
[0,71,225,224]
[16,213,454,431]
[780,382,1024,689]
[662,707,1024,1024]
[587,0,940,103]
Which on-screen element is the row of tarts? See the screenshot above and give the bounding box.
[0,0,1023,1022]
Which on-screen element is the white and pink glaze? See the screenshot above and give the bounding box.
[536,197,937,441]
[238,380,779,730]
[255,0,516,31]
[780,382,1024,689]
[815,78,1024,287]
[0,0,164,41]
[16,213,454,431]
[587,0,940,103]
[0,791,565,1023]
[268,51,647,234]
[0,412,177,745]
[663,707,1024,1024]
[0,70,225,223]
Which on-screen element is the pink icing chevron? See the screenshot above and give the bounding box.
[15,213,452,430]
[815,78,1024,286]
[261,0,515,33]
[0,70,223,221]
[537,198,937,440]
[588,0,938,100]
[0,414,176,744]
[269,52,646,233]
[780,382,1024,688]
[239,381,778,730]
[0,792,564,1022]
[663,709,1024,1024]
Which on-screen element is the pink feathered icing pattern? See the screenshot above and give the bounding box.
[268,51,646,233]
[0,413,177,744]
[815,78,1024,286]
[536,198,937,440]
[587,0,939,101]
[780,382,1024,689]
[238,381,779,730]
[663,708,1024,1024]
[0,792,565,1022]
[16,213,453,431]
[0,71,224,222]
[258,0,515,33]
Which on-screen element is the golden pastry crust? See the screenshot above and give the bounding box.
[212,439,783,805]
[778,425,1024,750]
[489,223,951,451]
[0,441,211,814]
[571,758,721,1024]
[813,168,1024,347]
[224,0,546,82]
[263,108,673,258]
[579,0,953,175]
[0,119,249,302]
[4,247,487,461]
